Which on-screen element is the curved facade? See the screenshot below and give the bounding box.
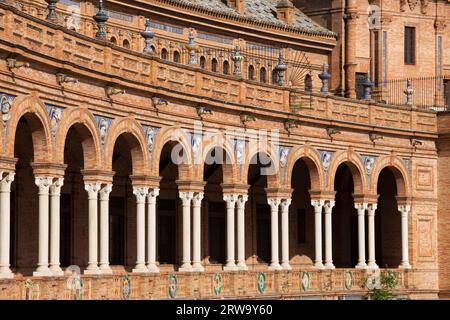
[0,0,447,300]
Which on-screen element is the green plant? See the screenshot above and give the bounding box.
[367,269,397,300]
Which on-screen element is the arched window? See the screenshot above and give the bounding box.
[211,58,218,73]
[272,70,278,84]
[110,37,117,45]
[248,65,255,80]
[173,50,180,63]
[161,48,168,60]
[150,45,156,53]
[200,56,206,69]
[305,74,313,92]
[223,61,230,75]
[123,39,130,49]
[260,67,267,83]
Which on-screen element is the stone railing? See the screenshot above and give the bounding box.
[0,268,410,300]
[0,4,438,135]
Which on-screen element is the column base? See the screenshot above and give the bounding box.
[236,262,248,271]
[268,263,282,271]
[314,261,324,269]
[179,263,193,272]
[132,264,148,274]
[146,264,160,273]
[355,262,367,269]
[99,265,113,275]
[367,262,379,270]
[324,262,335,270]
[0,270,14,279]
[84,269,102,275]
[399,262,412,269]
[281,263,292,270]
[192,263,204,272]
[224,264,238,272]
[33,269,53,277]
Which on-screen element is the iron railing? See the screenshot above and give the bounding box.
[373,76,450,112]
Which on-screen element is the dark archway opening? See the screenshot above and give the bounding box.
[375,168,402,268]
[333,164,358,268]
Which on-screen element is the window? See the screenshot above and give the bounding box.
[297,209,306,244]
[404,26,416,65]
[223,61,230,75]
[161,48,168,60]
[173,51,180,63]
[248,65,255,80]
[260,67,267,83]
[200,56,206,69]
[304,74,312,92]
[272,70,278,84]
[123,39,130,49]
[110,37,117,45]
[211,58,218,72]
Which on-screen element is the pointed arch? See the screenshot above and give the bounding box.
[283,145,325,191]
[327,149,367,194]
[104,116,150,176]
[370,155,411,197]
[55,107,102,170]
[6,94,53,162]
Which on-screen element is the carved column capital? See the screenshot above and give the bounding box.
[268,198,282,211]
[84,182,101,200]
[192,192,204,207]
[99,184,112,201]
[236,194,248,209]
[50,177,64,195]
[323,200,336,214]
[0,172,15,192]
[35,176,53,194]
[133,186,149,204]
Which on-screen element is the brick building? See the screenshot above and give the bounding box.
[0,0,448,300]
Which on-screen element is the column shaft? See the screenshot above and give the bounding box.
[236,195,248,270]
[179,192,193,272]
[0,172,15,279]
[224,194,237,271]
[192,192,204,272]
[34,177,53,276]
[324,201,335,269]
[147,188,159,272]
[355,203,367,269]
[268,198,281,271]
[367,204,378,269]
[399,205,412,269]
[281,199,292,270]
[133,187,149,273]
[49,178,64,276]
[84,182,101,274]
[311,200,324,269]
[99,184,112,274]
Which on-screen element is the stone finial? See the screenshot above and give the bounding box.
[185,30,198,65]
[227,0,245,14]
[141,18,155,54]
[363,73,373,100]
[45,0,59,22]
[404,79,414,108]
[93,0,109,40]
[232,45,243,76]
[275,50,287,86]
[318,64,331,94]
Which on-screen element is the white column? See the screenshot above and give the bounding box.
[84,182,101,274]
[280,198,292,270]
[311,200,324,269]
[236,194,248,271]
[399,204,412,269]
[268,198,282,271]
[34,177,53,276]
[367,203,378,270]
[0,172,15,279]
[324,200,335,269]
[99,184,112,274]
[147,188,160,273]
[192,192,204,272]
[133,187,149,273]
[355,203,368,269]
[49,178,64,276]
[179,191,194,272]
[224,194,238,271]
